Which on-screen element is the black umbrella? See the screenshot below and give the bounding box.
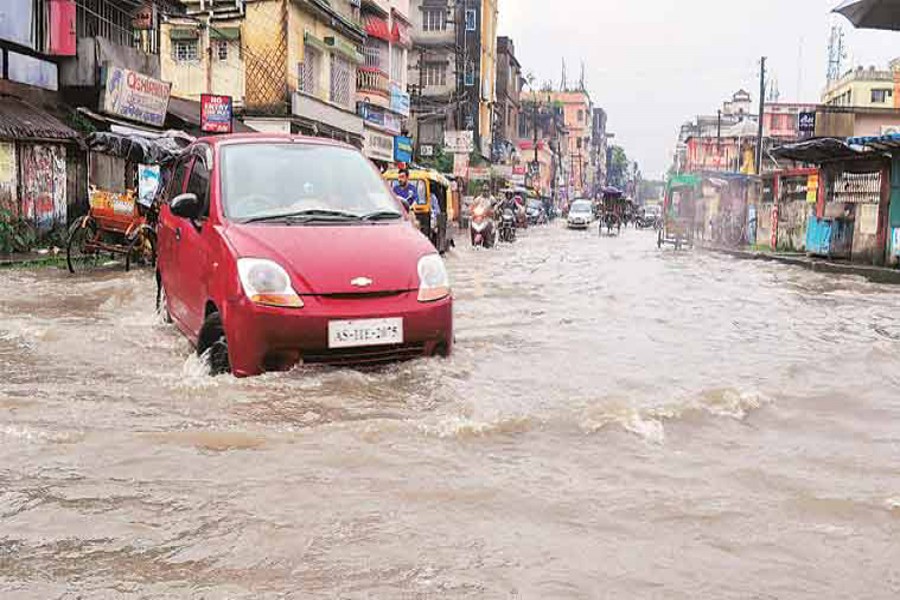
[834,0,900,31]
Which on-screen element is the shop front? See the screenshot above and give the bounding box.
[0,96,80,234]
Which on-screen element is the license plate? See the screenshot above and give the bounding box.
[328,318,404,349]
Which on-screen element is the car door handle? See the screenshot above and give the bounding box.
[175,227,181,242]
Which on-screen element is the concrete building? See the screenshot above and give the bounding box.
[549,90,593,197]
[357,0,412,166]
[592,107,608,189]
[407,0,497,161]
[823,61,900,109]
[160,0,368,145]
[494,36,523,164]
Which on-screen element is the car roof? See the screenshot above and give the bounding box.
[197,132,355,150]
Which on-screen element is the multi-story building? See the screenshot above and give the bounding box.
[548,90,592,197]
[493,36,523,164]
[408,0,497,161]
[357,0,412,166]
[160,0,369,144]
[592,108,608,189]
[823,61,900,109]
[518,94,568,198]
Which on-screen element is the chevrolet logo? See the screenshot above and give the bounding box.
[351,277,374,288]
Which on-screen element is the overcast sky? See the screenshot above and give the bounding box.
[501,0,900,178]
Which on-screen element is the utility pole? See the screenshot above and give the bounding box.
[756,56,766,175]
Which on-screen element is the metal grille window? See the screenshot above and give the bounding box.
[216,40,229,61]
[300,45,322,95]
[423,8,446,31]
[391,46,405,85]
[173,40,199,62]
[330,53,353,108]
[423,63,446,87]
[832,172,882,204]
[464,61,475,87]
[363,39,388,72]
[465,9,477,31]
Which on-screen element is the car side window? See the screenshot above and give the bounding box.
[167,158,190,203]
[185,158,211,220]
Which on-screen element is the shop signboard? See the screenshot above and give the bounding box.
[0,0,34,48]
[444,130,474,154]
[101,65,171,128]
[806,173,819,203]
[359,103,401,135]
[419,144,435,157]
[468,167,490,181]
[364,129,395,163]
[453,153,469,178]
[799,111,816,138]
[394,136,413,163]
[201,94,233,133]
[389,84,410,117]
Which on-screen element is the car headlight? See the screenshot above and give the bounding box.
[417,254,450,303]
[237,258,304,308]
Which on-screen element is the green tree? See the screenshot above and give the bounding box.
[607,145,629,189]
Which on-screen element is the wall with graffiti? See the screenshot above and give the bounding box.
[20,144,67,232]
[0,142,17,218]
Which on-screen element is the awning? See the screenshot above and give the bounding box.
[848,132,900,152]
[210,27,240,41]
[392,20,412,48]
[0,95,79,141]
[365,16,392,42]
[169,27,200,40]
[771,138,871,163]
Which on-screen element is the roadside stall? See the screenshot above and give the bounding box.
[773,138,889,263]
[66,131,191,273]
[773,167,819,252]
[847,133,900,266]
[659,174,701,249]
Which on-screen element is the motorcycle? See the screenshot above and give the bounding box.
[499,207,518,243]
[470,205,496,248]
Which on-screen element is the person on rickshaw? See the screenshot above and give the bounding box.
[392,167,420,211]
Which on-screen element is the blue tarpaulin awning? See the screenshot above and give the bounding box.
[847,132,900,152]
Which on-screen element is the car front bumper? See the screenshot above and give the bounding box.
[223,292,453,376]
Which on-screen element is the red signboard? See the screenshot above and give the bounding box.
[200,94,233,134]
[47,0,76,56]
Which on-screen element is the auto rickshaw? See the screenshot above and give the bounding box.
[659,174,701,250]
[383,168,455,254]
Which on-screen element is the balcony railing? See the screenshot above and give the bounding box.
[357,67,389,97]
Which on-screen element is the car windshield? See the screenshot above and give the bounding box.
[220,143,400,222]
[571,203,592,213]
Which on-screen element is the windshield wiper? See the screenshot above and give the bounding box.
[242,209,360,224]
[360,210,404,222]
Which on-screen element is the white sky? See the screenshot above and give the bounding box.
[500,0,900,178]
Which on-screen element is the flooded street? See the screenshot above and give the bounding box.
[2,224,900,599]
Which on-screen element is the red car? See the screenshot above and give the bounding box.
[156,134,453,377]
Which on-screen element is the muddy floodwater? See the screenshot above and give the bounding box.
[2,225,900,599]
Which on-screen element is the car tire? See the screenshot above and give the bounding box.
[156,274,172,324]
[198,311,231,376]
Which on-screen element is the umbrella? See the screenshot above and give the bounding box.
[834,0,900,31]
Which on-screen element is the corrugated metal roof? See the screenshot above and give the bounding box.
[847,132,900,151]
[0,96,79,141]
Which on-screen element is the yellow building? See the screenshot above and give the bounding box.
[822,61,900,109]
[159,0,367,144]
[478,0,498,159]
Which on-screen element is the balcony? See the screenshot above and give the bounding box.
[357,67,389,99]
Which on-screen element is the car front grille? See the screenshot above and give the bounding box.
[301,343,427,367]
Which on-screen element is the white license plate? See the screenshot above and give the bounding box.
[328,318,404,349]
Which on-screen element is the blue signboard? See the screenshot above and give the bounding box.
[394,136,413,163]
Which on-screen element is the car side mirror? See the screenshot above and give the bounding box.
[170,193,201,220]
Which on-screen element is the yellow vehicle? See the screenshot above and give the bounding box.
[383,168,456,254]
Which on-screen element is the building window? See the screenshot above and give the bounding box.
[363,38,389,72]
[391,45,405,84]
[215,40,228,61]
[423,8,446,31]
[465,9,477,31]
[330,53,353,108]
[300,45,321,95]
[173,39,199,62]
[578,109,584,123]
[464,61,475,87]
[423,62,447,87]
[872,88,893,103]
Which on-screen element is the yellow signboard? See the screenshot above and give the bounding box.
[806,173,819,204]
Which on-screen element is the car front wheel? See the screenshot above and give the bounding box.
[198,311,231,376]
